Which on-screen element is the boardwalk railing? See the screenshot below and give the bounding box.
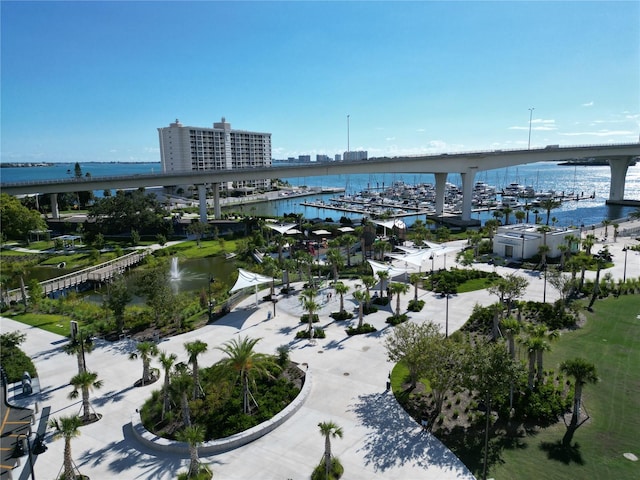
[5,249,151,303]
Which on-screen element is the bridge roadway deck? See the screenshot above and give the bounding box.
[3,222,639,480]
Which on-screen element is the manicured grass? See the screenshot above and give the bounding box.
[490,295,640,480]
[456,276,500,293]
[6,312,74,336]
[165,238,239,258]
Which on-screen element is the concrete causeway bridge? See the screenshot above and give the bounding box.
[2,143,639,225]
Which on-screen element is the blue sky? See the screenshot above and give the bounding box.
[1,1,638,163]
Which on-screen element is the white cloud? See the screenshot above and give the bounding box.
[416,128,426,133]
[582,101,594,107]
[558,129,636,137]
[385,137,396,142]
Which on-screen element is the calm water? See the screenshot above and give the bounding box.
[2,161,639,227]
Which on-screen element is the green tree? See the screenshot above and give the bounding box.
[318,421,343,480]
[352,289,367,328]
[409,273,422,302]
[588,247,612,309]
[176,425,207,478]
[216,336,279,414]
[49,415,83,480]
[488,273,529,318]
[135,261,175,326]
[339,233,357,267]
[384,321,437,390]
[0,193,47,240]
[104,273,131,334]
[26,278,43,311]
[68,370,103,423]
[301,288,320,338]
[129,341,159,386]
[159,351,177,420]
[171,367,193,427]
[560,358,598,445]
[184,340,208,400]
[334,281,349,314]
[326,247,344,282]
[539,198,561,225]
[187,220,209,247]
[63,331,94,375]
[377,270,389,298]
[389,281,410,317]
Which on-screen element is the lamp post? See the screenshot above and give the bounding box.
[623,246,629,282]
[542,264,547,303]
[16,433,35,480]
[208,275,215,321]
[430,254,434,273]
[445,292,449,338]
[528,107,535,149]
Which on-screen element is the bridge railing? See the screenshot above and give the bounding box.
[5,249,151,303]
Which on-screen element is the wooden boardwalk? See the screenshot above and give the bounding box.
[5,249,151,304]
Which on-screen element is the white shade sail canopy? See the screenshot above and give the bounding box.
[367,259,410,278]
[230,268,273,293]
[266,223,298,234]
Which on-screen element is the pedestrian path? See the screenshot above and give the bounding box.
[1,228,638,480]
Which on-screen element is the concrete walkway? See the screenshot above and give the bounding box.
[2,228,638,480]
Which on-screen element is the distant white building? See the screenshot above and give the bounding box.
[343,150,368,161]
[493,224,579,261]
[158,118,272,192]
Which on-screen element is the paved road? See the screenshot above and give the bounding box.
[1,228,638,480]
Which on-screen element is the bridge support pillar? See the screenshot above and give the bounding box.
[198,184,208,223]
[434,173,447,218]
[607,156,633,203]
[212,183,221,219]
[50,193,60,219]
[460,170,477,222]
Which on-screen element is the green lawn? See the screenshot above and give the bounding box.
[4,312,73,336]
[490,295,640,480]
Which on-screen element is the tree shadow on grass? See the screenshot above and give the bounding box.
[539,440,585,465]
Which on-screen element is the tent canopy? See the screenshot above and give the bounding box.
[266,223,298,234]
[230,268,273,293]
[367,259,410,278]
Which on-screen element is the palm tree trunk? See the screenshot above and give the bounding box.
[181,392,191,427]
[324,434,331,479]
[82,386,91,421]
[536,351,544,382]
[63,438,74,480]
[507,334,515,360]
[189,444,200,477]
[571,383,583,427]
[358,303,363,328]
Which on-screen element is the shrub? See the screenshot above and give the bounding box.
[372,296,390,306]
[407,299,425,312]
[295,327,326,339]
[300,313,319,324]
[386,314,408,326]
[330,311,354,321]
[311,458,344,480]
[345,323,377,336]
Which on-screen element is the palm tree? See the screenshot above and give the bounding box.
[409,272,422,302]
[63,332,94,375]
[300,288,320,338]
[373,239,391,260]
[333,281,349,314]
[389,282,410,317]
[216,336,279,414]
[560,357,598,445]
[159,351,178,419]
[352,289,367,328]
[184,340,208,399]
[326,247,343,282]
[49,415,83,480]
[588,247,612,309]
[514,209,526,224]
[318,421,343,480]
[376,270,389,299]
[361,275,377,310]
[339,233,357,267]
[539,198,561,225]
[68,370,103,423]
[502,206,513,225]
[171,368,193,427]
[177,425,206,478]
[500,317,521,360]
[129,341,159,386]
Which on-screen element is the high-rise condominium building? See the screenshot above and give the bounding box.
[158,118,272,191]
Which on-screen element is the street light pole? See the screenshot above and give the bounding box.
[528,107,535,149]
[543,264,547,303]
[623,246,628,282]
[208,275,215,321]
[445,293,449,338]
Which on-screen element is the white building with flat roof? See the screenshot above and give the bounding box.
[158,118,272,191]
[493,224,579,261]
